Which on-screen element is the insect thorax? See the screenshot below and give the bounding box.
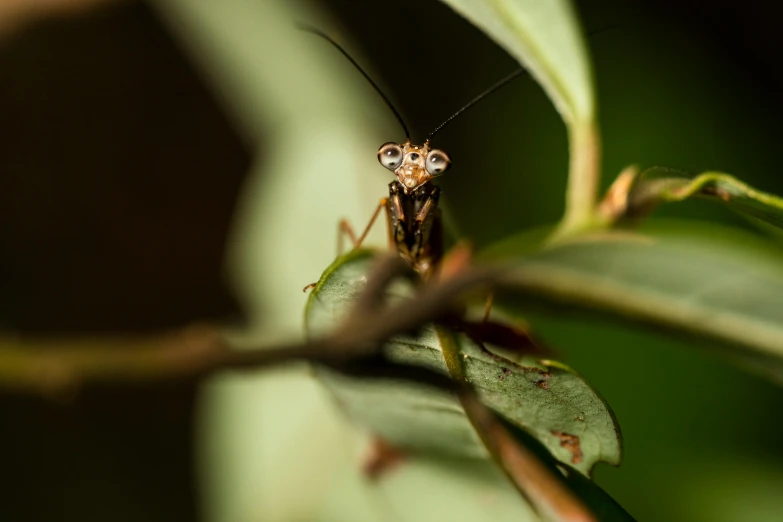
[386,180,442,275]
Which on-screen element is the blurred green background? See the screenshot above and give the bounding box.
[2,0,783,521]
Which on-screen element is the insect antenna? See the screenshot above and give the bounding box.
[426,68,526,142]
[298,24,411,140]
[426,24,620,142]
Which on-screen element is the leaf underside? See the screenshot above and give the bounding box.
[490,223,783,382]
[305,250,622,476]
[438,0,594,124]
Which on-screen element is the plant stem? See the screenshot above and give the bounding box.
[554,121,602,240]
[436,326,595,522]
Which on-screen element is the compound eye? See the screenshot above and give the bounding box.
[377,142,404,170]
[425,149,451,176]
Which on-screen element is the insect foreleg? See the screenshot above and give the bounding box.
[337,197,389,255]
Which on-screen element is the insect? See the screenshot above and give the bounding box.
[300,26,555,473]
[300,26,525,284]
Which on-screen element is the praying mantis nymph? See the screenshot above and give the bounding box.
[300,26,524,283]
[299,26,565,477]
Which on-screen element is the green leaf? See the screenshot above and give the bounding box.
[491,222,783,379]
[438,0,593,124]
[437,0,600,231]
[627,167,783,230]
[305,251,622,476]
[496,421,636,521]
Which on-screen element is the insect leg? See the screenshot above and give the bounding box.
[341,197,389,253]
[337,219,358,255]
[384,200,395,250]
[308,198,392,294]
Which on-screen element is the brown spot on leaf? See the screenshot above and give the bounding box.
[534,371,551,390]
[551,431,583,464]
[498,367,512,381]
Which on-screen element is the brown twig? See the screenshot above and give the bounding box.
[0,255,498,393]
[460,394,596,522]
[436,325,595,522]
[350,253,411,313]
[0,254,596,521]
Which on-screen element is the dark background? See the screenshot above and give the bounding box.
[1,0,783,520]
